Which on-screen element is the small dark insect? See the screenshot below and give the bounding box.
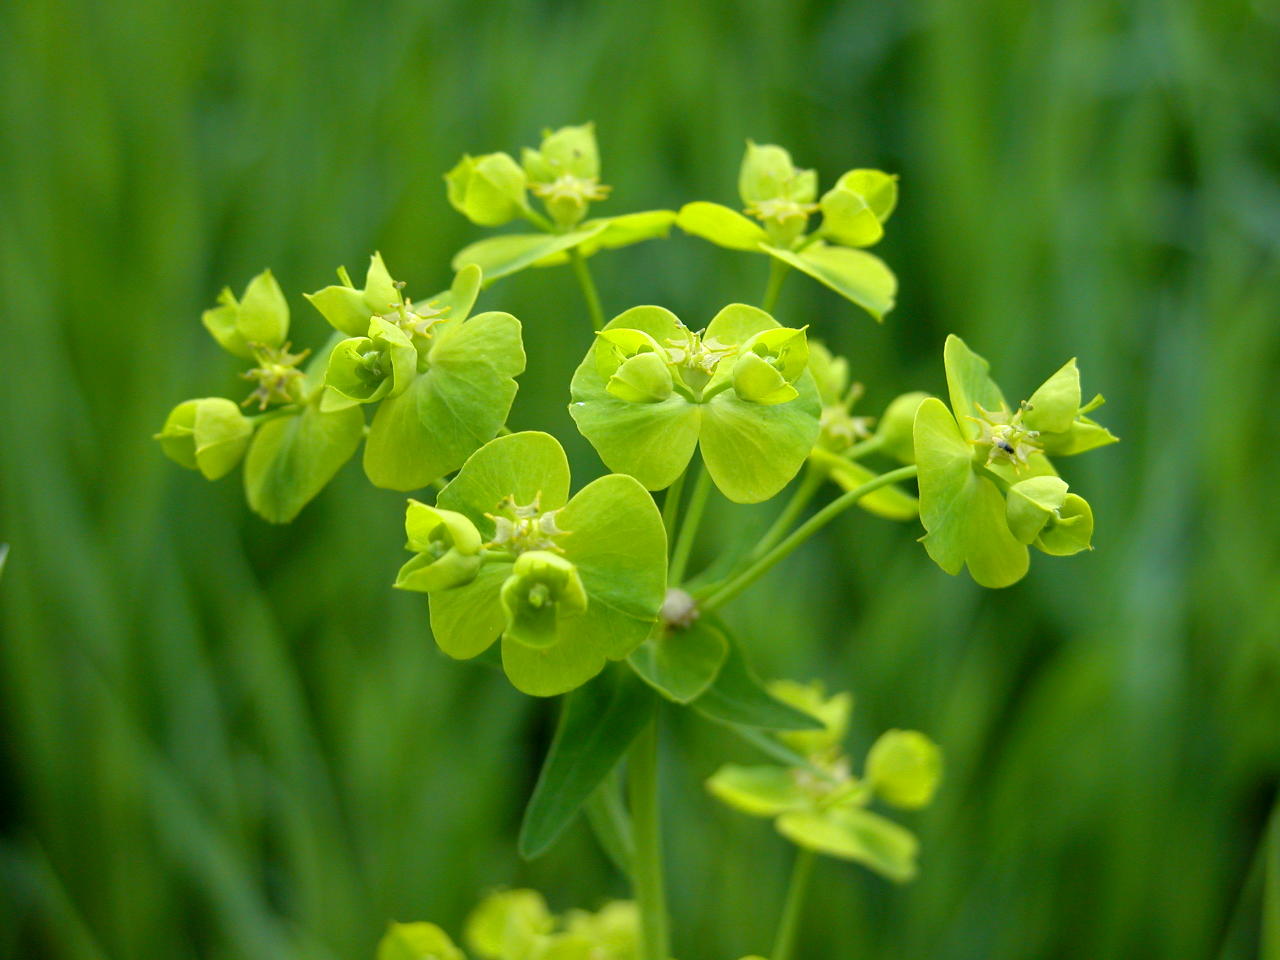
[995,438,1016,454]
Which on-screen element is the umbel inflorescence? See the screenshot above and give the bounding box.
[157,125,1116,960]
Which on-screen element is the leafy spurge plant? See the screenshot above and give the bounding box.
[157,123,1115,960]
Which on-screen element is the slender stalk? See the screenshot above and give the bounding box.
[762,258,790,313]
[584,768,634,875]
[628,717,670,960]
[700,465,918,611]
[662,469,686,543]
[569,247,606,331]
[843,435,885,461]
[753,467,823,559]
[771,848,815,960]
[669,463,711,584]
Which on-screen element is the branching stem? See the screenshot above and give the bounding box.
[569,247,606,331]
[699,465,918,611]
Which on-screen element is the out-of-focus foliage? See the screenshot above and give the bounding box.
[0,1,1277,959]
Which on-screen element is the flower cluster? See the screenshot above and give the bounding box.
[707,680,942,883]
[677,141,899,321]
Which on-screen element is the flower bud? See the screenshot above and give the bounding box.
[321,316,417,411]
[445,152,529,226]
[874,391,929,464]
[732,326,809,405]
[865,729,942,810]
[201,270,289,359]
[395,501,483,593]
[156,397,254,480]
[607,352,674,404]
[500,551,588,649]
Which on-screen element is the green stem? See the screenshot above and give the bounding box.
[762,258,790,313]
[669,463,711,584]
[844,435,885,461]
[753,467,823,559]
[662,469,686,543]
[699,465,918,611]
[628,718,670,960]
[584,768,634,875]
[771,848,815,960]
[569,247,606,331]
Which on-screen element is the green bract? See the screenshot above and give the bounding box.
[706,680,940,884]
[156,397,254,480]
[449,124,675,285]
[676,141,898,321]
[361,265,526,491]
[408,432,666,697]
[914,335,1116,587]
[377,922,464,960]
[305,252,402,337]
[201,269,289,359]
[569,304,821,503]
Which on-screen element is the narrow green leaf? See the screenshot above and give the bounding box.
[518,667,656,859]
[692,626,824,731]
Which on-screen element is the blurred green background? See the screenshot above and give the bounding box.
[2,0,1278,957]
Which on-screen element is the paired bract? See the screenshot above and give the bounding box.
[569,304,821,503]
[394,432,667,697]
[706,681,941,883]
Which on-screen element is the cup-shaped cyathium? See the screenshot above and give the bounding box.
[570,304,821,503]
[320,316,418,412]
[399,431,666,697]
[500,551,590,649]
[913,335,1115,587]
[677,141,899,321]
